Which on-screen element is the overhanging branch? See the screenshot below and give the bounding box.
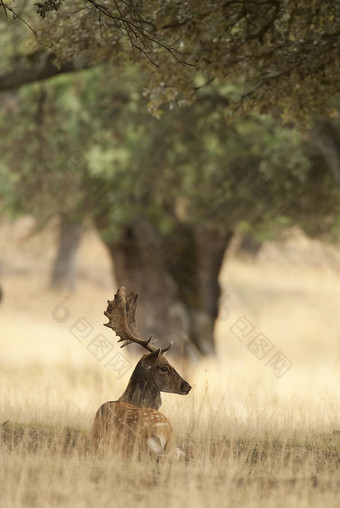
[0,52,90,91]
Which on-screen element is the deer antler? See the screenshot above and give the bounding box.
[104,286,172,354]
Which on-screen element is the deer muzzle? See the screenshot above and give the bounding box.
[179,380,192,395]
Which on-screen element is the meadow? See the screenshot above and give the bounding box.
[0,219,339,507]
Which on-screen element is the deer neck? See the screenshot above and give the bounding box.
[118,367,162,410]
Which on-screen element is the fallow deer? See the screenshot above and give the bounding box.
[91,286,191,458]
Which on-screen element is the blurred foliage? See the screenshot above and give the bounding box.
[0,0,340,120]
[0,64,339,242]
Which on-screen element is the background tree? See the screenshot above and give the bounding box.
[1,1,340,355]
[1,66,339,356]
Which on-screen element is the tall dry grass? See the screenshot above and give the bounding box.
[0,219,339,507]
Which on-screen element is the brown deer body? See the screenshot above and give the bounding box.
[91,286,191,458]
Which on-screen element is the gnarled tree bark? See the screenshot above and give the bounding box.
[101,218,232,359]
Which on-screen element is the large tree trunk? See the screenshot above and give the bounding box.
[103,219,233,358]
[189,227,233,355]
[51,216,83,291]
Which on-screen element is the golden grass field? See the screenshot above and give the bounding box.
[0,218,340,507]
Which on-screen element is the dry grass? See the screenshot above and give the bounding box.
[0,218,340,507]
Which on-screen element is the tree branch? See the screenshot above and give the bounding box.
[0,51,90,91]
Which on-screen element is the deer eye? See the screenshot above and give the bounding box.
[160,366,169,373]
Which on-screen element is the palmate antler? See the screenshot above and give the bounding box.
[104,286,172,353]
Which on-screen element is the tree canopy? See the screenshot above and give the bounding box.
[1,66,338,240]
[1,0,340,120]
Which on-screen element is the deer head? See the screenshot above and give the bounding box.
[104,286,191,410]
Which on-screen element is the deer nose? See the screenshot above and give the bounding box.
[180,381,191,394]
